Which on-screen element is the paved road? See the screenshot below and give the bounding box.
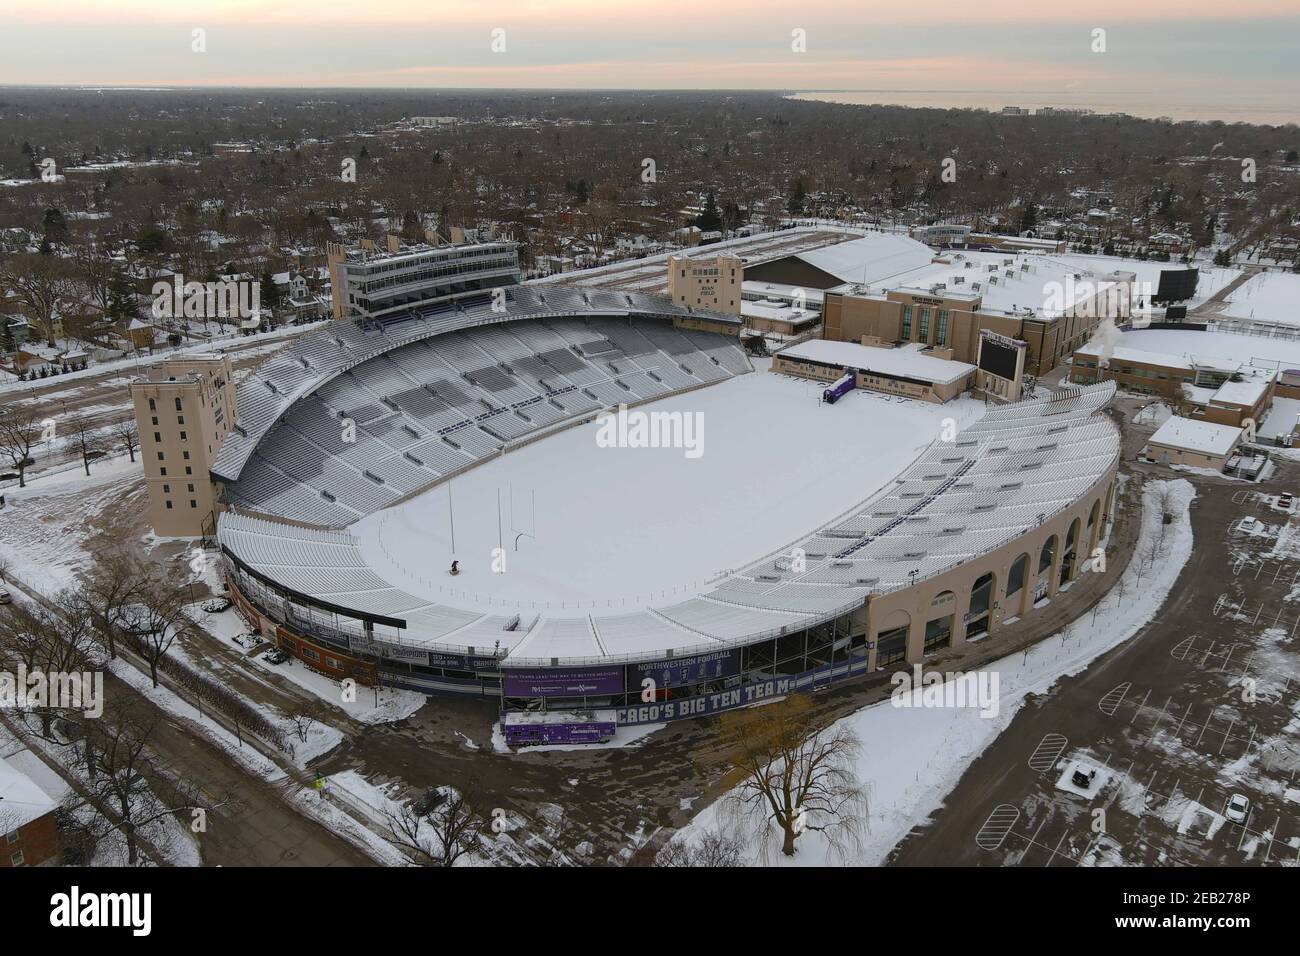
[890,458,1300,866]
[0,329,314,479]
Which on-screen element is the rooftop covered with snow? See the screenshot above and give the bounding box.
[1147,415,1242,457]
[0,754,57,830]
[778,338,975,385]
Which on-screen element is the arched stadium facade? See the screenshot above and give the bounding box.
[213,285,1120,727]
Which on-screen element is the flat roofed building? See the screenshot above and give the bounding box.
[1142,415,1243,470]
[822,255,1138,377]
[773,338,976,403]
[1070,329,1283,429]
[129,353,236,537]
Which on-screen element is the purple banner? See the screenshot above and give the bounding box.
[503,667,625,697]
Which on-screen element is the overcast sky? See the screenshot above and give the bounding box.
[1,0,1296,103]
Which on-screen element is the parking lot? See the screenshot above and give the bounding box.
[892,465,1300,867]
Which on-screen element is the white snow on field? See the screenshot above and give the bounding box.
[671,478,1195,866]
[354,370,985,614]
[1222,271,1300,323]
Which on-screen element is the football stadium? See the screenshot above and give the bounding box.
[211,276,1120,735]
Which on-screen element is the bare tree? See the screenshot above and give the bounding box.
[655,828,746,867]
[75,552,148,660]
[0,592,98,740]
[0,253,77,344]
[82,699,202,865]
[383,784,484,867]
[67,414,107,477]
[284,702,327,751]
[113,418,139,463]
[718,694,867,860]
[130,577,195,688]
[0,406,45,488]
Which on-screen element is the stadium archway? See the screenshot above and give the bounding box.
[966,572,997,640]
[875,609,912,668]
[1006,552,1031,617]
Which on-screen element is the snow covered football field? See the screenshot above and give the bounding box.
[352,367,985,615]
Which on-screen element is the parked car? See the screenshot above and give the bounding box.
[202,596,233,613]
[1224,793,1251,824]
[1239,516,1262,531]
[1278,494,1294,509]
[1072,765,1098,790]
[264,648,290,665]
[0,588,12,605]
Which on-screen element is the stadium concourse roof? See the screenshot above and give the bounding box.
[210,286,740,484]
[217,381,1119,667]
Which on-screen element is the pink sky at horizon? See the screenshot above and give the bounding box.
[4,0,1297,26]
[0,0,1295,97]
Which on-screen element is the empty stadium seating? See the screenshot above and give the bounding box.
[220,311,751,525]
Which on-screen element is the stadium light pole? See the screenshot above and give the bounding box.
[448,478,456,555]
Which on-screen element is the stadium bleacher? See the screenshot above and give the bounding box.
[220,310,750,525]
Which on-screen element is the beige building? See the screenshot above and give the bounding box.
[1070,343,1279,430]
[1141,416,1243,470]
[668,254,743,315]
[327,236,521,323]
[772,338,975,403]
[858,466,1117,666]
[129,354,236,537]
[822,283,1115,378]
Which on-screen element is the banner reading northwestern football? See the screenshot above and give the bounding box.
[502,667,625,697]
[631,649,740,689]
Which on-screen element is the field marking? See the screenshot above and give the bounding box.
[1028,734,1069,773]
[1099,682,1131,717]
[976,804,1021,851]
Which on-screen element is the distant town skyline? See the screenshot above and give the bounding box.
[0,0,1296,121]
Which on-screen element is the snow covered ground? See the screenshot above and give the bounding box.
[0,450,144,592]
[354,369,985,614]
[1222,271,1300,324]
[669,478,1196,865]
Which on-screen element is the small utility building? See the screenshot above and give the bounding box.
[1142,415,1243,470]
[772,339,976,403]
